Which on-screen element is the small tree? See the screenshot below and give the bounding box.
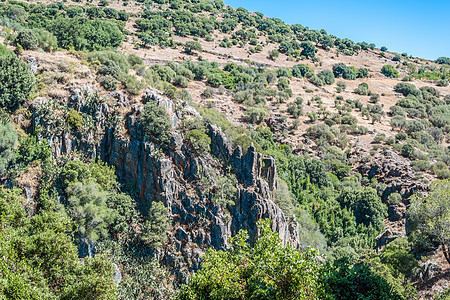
[0,54,35,110]
[15,30,38,50]
[140,101,173,148]
[0,122,18,175]
[268,49,279,60]
[408,179,450,264]
[381,65,400,78]
[66,181,114,242]
[141,201,170,248]
[184,41,202,55]
[300,41,316,58]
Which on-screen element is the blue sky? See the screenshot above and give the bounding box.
[224,0,450,61]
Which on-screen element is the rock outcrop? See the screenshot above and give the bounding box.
[357,148,429,200]
[32,87,300,282]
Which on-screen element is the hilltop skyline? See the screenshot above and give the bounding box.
[225,0,450,61]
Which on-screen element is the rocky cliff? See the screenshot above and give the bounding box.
[32,86,299,282]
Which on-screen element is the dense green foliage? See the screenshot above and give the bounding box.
[409,180,450,264]
[0,121,17,175]
[0,187,118,299]
[179,220,402,300]
[0,53,35,110]
[178,220,322,300]
[141,101,173,148]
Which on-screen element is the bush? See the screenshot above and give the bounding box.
[292,64,312,78]
[357,68,369,78]
[437,79,449,87]
[120,74,145,95]
[99,75,118,91]
[333,63,356,80]
[88,50,130,73]
[268,49,279,60]
[16,135,51,166]
[141,201,170,248]
[128,54,143,66]
[66,109,83,130]
[245,106,268,124]
[321,259,402,300]
[401,144,415,158]
[99,60,122,78]
[300,41,316,58]
[317,70,335,85]
[354,82,371,95]
[66,181,113,242]
[201,87,213,98]
[140,101,172,148]
[173,75,189,88]
[14,30,38,50]
[186,129,211,153]
[309,74,324,86]
[381,65,400,78]
[0,122,18,175]
[387,192,402,205]
[436,57,450,65]
[394,82,418,96]
[184,41,202,54]
[48,17,123,51]
[33,29,57,52]
[0,54,35,110]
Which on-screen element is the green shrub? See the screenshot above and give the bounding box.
[140,101,172,148]
[99,75,118,91]
[401,143,415,158]
[66,109,83,130]
[128,54,143,66]
[437,79,449,87]
[184,41,202,54]
[178,220,323,300]
[245,106,268,124]
[88,50,130,73]
[0,54,35,110]
[300,41,316,58]
[14,29,38,50]
[381,65,400,78]
[0,122,18,175]
[387,192,402,205]
[354,82,371,95]
[268,49,279,60]
[48,17,123,51]
[186,129,211,153]
[99,60,122,78]
[201,86,213,98]
[141,201,170,248]
[66,181,113,242]
[33,29,57,52]
[16,135,51,166]
[333,63,357,80]
[292,64,312,78]
[120,74,145,95]
[173,75,189,88]
[317,69,335,85]
[309,74,324,86]
[357,68,369,78]
[0,187,118,299]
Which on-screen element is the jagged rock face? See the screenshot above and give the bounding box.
[376,229,406,252]
[32,87,300,282]
[357,149,429,200]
